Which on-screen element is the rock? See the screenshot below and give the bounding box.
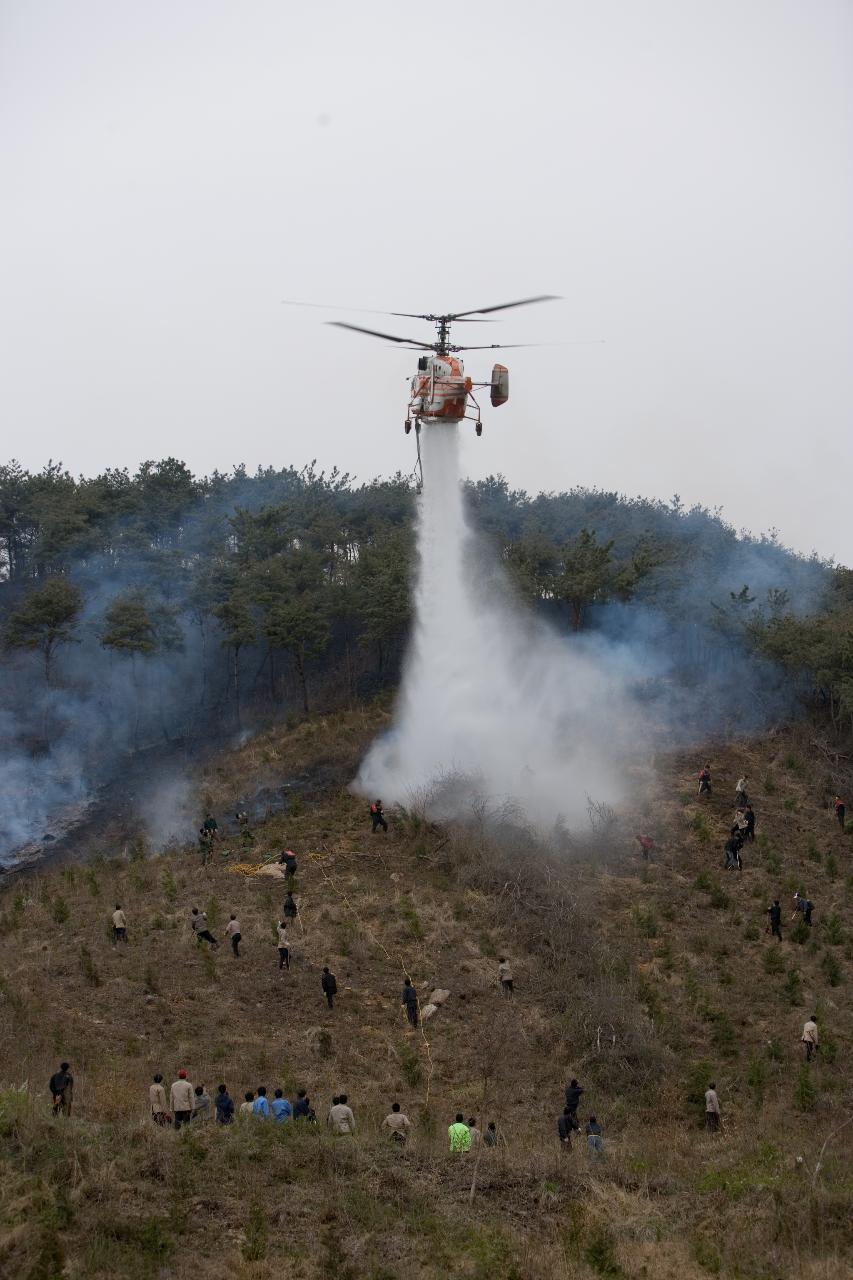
[420,1003,439,1022]
[429,989,450,1006]
[256,863,286,879]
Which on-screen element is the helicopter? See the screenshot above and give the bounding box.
[310,295,559,437]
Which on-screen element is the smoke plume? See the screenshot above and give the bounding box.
[356,426,644,825]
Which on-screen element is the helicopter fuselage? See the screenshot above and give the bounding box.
[408,353,471,423]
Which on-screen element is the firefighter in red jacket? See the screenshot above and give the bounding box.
[370,800,388,833]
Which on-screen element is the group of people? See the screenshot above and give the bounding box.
[557,1077,603,1155]
[149,1071,317,1129]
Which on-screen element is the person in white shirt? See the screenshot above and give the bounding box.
[112,905,128,944]
[149,1073,169,1126]
[381,1102,412,1144]
[328,1095,356,1135]
[224,914,242,957]
[801,1016,819,1062]
[498,957,513,997]
[170,1071,195,1130]
[705,1082,722,1133]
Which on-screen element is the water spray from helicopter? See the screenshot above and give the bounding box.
[309,294,641,827]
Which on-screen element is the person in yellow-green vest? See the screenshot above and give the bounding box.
[448,1113,471,1153]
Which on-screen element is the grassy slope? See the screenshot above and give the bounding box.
[1,708,851,1280]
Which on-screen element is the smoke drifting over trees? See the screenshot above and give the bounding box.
[0,455,839,865]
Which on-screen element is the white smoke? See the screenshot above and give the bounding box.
[355,424,645,827]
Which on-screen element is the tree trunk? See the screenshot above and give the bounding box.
[233,645,242,730]
[295,650,310,716]
[571,600,584,632]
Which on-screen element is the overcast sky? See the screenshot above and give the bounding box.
[2,1,851,561]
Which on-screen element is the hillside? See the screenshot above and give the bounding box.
[1,707,851,1280]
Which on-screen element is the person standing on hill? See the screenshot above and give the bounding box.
[792,892,813,927]
[214,1084,234,1124]
[498,957,514,997]
[558,1107,574,1151]
[564,1079,584,1120]
[483,1121,502,1149]
[468,1118,482,1148]
[150,1073,170,1125]
[293,1089,313,1121]
[224,914,242,957]
[697,763,712,796]
[586,1116,604,1156]
[202,814,219,838]
[743,804,756,842]
[271,1089,292,1122]
[705,1082,722,1133]
[382,1102,412,1144]
[277,922,290,970]
[767,900,783,941]
[402,977,419,1027]
[239,1092,255,1119]
[49,1062,73,1116]
[448,1114,471,1153]
[112,905,128,945]
[834,795,845,831]
[328,1095,356,1134]
[801,1015,819,1062]
[193,1084,212,1121]
[370,799,388,833]
[322,966,338,1009]
[282,891,298,922]
[724,833,743,871]
[636,833,656,860]
[252,1086,271,1119]
[190,908,218,948]
[280,849,298,881]
[735,775,749,805]
[732,809,749,841]
[170,1070,194,1130]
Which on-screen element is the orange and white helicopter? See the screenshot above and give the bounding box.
[323,295,559,437]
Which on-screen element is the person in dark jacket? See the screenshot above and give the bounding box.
[280,850,298,880]
[743,805,756,841]
[558,1107,575,1150]
[282,891,298,921]
[724,833,743,870]
[767,899,783,941]
[370,800,388,832]
[697,764,712,796]
[49,1062,74,1116]
[322,967,338,1009]
[214,1084,234,1124]
[564,1079,584,1118]
[402,978,419,1028]
[293,1089,314,1120]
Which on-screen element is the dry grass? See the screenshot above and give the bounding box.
[1,711,852,1278]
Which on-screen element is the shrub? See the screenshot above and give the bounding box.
[791,919,810,945]
[794,1065,817,1112]
[743,922,760,942]
[824,853,838,879]
[820,950,841,987]
[692,813,712,842]
[747,1055,768,1107]
[162,869,178,904]
[763,947,785,975]
[242,1203,268,1262]
[783,797,796,812]
[783,968,803,1006]
[765,851,782,875]
[694,871,712,892]
[51,896,70,925]
[400,896,424,940]
[709,884,730,910]
[766,1039,784,1063]
[763,776,776,794]
[631,905,658,938]
[824,913,844,945]
[398,1043,422,1088]
[79,945,101,988]
[85,868,101,897]
[584,1227,622,1277]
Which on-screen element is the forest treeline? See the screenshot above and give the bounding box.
[0,457,850,745]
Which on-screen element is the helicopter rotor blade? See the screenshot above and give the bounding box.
[452,295,561,318]
[451,339,603,351]
[326,321,434,349]
[390,312,495,323]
